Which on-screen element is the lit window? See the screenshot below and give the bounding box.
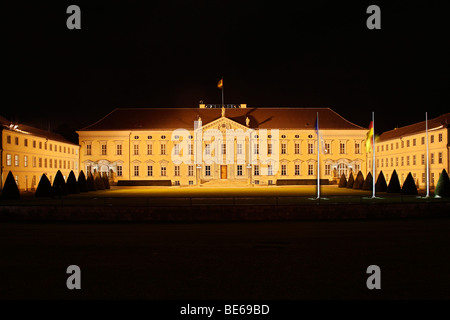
[268,165,273,176]
[14,155,19,166]
[174,144,180,155]
[6,154,11,166]
[438,152,443,164]
[24,156,28,167]
[147,165,153,176]
[205,144,211,155]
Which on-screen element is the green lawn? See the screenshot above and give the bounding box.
[1,185,446,207]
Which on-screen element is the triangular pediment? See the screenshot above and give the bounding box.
[196,116,250,133]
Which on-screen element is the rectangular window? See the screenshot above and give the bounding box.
[205,165,211,176]
[134,144,139,155]
[161,166,167,176]
[64,160,66,169]
[147,165,153,176]
[117,144,122,155]
[401,140,404,148]
[325,164,331,176]
[39,142,42,149]
[308,164,314,176]
[222,144,226,155]
[59,160,62,168]
[438,152,443,164]
[431,135,434,143]
[205,144,211,155]
[422,173,425,183]
[406,156,409,166]
[340,143,346,154]
[254,143,259,155]
[268,165,273,176]
[391,158,393,167]
[413,155,416,166]
[237,144,242,155]
[44,158,47,168]
[413,138,416,146]
[49,144,52,151]
[188,144,193,155]
[281,164,287,176]
[14,155,19,166]
[438,133,443,142]
[421,154,425,165]
[281,143,287,155]
[254,165,260,176]
[134,165,139,176]
[24,155,28,167]
[15,137,19,145]
[401,157,404,166]
[295,164,300,176]
[117,165,123,177]
[86,144,92,155]
[385,158,388,167]
[49,158,52,168]
[6,136,11,144]
[159,143,165,155]
[406,140,410,147]
[24,139,28,147]
[324,143,330,154]
[188,165,194,176]
[396,157,399,166]
[174,165,180,176]
[308,143,314,154]
[147,144,152,155]
[237,165,243,176]
[421,137,425,145]
[54,159,57,168]
[355,143,360,154]
[101,143,107,155]
[174,144,180,155]
[431,153,434,164]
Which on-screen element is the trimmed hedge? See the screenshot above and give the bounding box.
[387,170,401,193]
[375,171,387,192]
[86,172,97,191]
[52,170,67,196]
[102,172,110,189]
[362,172,373,191]
[353,171,365,189]
[77,171,88,193]
[35,174,53,197]
[338,173,347,188]
[401,172,418,195]
[94,172,105,190]
[346,172,354,188]
[66,171,80,194]
[1,171,20,200]
[435,169,450,198]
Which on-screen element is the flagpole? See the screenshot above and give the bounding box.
[317,112,320,199]
[426,112,430,197]
[221,77,224,108]
[372,111,376,198]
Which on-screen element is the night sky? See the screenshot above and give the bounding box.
[3,1,449,142]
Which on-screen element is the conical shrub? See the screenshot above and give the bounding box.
[353,171,365,189]
[387,170,401,193]
[66,170,79,194]
[362,172,373,190]
[338,173,347,188]
[86,172,97,191]
[346,172,354,188]
[401,172,418,195]
[102,172,110,189]
[375,171,387,192]
[35,174,53,197]
[435,169,450,198]
[52,170,67,196]
[1,171,20,199]
[94,172,105,190]
[77,171,88,193]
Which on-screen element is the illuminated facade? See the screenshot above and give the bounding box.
[370,113,450,189]
[77,104,368,186]
[0,116,80,191]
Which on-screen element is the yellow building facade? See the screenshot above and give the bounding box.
[370,113,450,189]
[1,116,80,191]
[77,105,368,186]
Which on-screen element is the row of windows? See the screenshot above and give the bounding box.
[5,154,77,170]
[5,135,77,154]
[89,142,360,156]
[117,163,344,177]
[377,133,443,152]
[374,152,444,168]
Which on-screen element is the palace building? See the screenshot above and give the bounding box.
[77,104,368,186]
[373,113,449,189]
[1,116,80,191]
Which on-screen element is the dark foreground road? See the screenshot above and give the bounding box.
[1,218,450,300]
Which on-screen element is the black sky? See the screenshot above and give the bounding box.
[3,1,449,139]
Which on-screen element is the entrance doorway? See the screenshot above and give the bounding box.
[221,165,227,179]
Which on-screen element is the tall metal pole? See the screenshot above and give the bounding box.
[372,112,376,198]
[221,77,224,108]
[317,112,320,199]
[426,112,430,197]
